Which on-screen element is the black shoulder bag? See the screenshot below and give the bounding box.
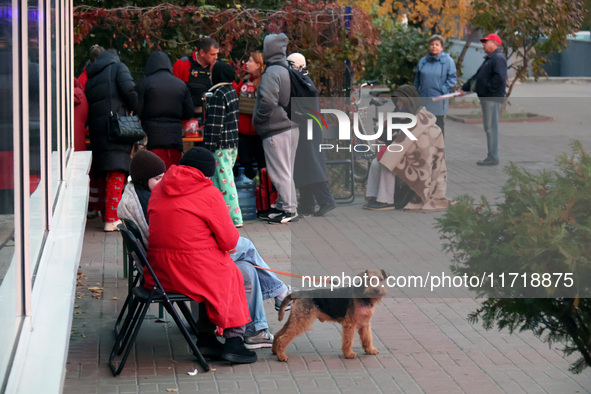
[107,64,146,144]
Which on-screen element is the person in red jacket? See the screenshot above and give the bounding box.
[146,147,257,364]
[172,37,219,119]
[73,78,88,151]
[233,50,266,180]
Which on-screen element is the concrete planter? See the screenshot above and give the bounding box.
[447,113,555,124]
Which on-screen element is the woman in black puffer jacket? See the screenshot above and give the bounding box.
[135,51,194,168]
[85,49,137,231]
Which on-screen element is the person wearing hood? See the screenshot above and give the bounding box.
[287,52,336,217]
[147,147,259,364]
[85,49,138,232]
[119,148,291,351]
[364,85,449,212]
[136,51,194,168]
[203,61,242,227]
[172,37,219,118]
[253,33,299,224]
[414,35,457,135]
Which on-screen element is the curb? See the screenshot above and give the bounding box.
[518,77,591,84]
[447,113,555,124]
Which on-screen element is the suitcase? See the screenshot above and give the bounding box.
[256,167,277,215]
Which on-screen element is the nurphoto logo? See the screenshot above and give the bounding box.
[303,108,418,153]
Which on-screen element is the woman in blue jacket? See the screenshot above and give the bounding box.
[414,35,457,135]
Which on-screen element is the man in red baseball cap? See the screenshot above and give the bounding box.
[460,33,507,166]
[480,33,502,46]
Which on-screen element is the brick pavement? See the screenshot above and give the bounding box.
[64,83,591,393]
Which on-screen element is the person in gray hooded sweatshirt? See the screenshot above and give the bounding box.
[253,33,299,224]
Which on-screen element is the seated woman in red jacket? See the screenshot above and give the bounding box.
[145,147,257,364]
[119,150,290,351]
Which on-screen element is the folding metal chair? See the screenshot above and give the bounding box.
[121,219,146,251]
[113,219,145,338]
[120,219,147,280]
[324,124,356,204]
[118,219,164,327]
[109,225,210,376]
[121,219,145,289]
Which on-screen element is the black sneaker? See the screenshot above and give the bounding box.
[476,158,499,166]
[366,201,395,211]
[298,206,315,217]
[258,207,283,221]
[220,337,258,364]
[314,201,336,217]
[268,212,299,224]
[86,209,99,219]
[362,197,376,210]
[197,333,224,359]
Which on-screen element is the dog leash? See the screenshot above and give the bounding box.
[235,261,330,285]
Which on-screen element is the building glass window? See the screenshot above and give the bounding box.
[0,1,21,388]
[51,0,61,202]
[0,0,84,389]
[0,3,14,283]
[29,2,45,274]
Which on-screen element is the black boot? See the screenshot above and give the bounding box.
[314,201,336,217]
[220,337,258,364]
[197,333,224,359]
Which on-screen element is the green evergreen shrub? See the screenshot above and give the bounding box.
[436,141,591,373]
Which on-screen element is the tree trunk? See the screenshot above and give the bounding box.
[502,77,517,114]
[456,28,479,77]
[503,45,529,113]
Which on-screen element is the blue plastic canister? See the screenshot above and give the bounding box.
[235,167,257,220]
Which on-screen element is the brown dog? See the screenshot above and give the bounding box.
[272,269,389,361]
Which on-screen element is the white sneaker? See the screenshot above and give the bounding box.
[274,285,293,311]
[104,220,122,232]
[244,329,274,349]
[268,212,299,224]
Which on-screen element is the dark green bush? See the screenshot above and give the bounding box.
[364,24,429,90]
[436,141,591,373]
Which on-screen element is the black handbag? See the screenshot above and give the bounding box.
[108,112,146,144]
[107,64,146,144]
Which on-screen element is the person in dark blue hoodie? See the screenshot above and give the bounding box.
[135,51,194,168]
[460,33,507,166]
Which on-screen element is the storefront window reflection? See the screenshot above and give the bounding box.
[29,3,44,273]
[0,1,19,387]
[0,2,14,285]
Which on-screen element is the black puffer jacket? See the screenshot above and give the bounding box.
[293,74,328,188]
[462,48,507,102]
[136,51,194,151]
[85,51,137,172]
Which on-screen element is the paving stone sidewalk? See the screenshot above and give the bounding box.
[64,83,591,393]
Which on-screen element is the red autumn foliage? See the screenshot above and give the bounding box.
[73,1,379,96]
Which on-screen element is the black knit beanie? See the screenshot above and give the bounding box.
[179,147,216,177]
[391,84,422,115]
[211,61,236,85]
[129,150,166,185]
